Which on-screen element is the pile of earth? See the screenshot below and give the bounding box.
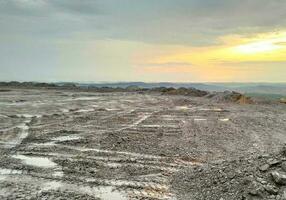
[171,145,286,200]
[156,87,209,97]
[206,91,253,104]
[280,98,286,104]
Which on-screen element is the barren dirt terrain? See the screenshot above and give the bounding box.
[0,88,285,199]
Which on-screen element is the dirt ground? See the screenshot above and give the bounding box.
[0,88,285,200]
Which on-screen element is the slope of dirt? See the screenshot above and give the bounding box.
[0,88,285,199]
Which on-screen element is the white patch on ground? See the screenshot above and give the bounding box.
[41,181,127,200]
[0,168,22,175]
[16,114,42,118]
[105,108,120,111]
[53,170,64,178]
[0,114,8,118]
[219,118,230,122]
[12,154,57,168]
[60,109,70,113]
[133,114,150,126]
[175,106,189,110]
[0,168,23,182]
[75,108,94,113]
[199,108,223,112]
[141,125,161,128]
[194,118,207,121]
[72,146,164,160]
[42,181,62,191]
[117,113,152,131]
[0,117,32,148]
[72,96,99,101]
[52,135,81,142]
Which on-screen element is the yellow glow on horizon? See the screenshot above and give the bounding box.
[234,41,281,54]
[145,31,286,65]
[136,30,286,81]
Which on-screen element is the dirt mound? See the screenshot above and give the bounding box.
[171,146,286,200]
[206,91,253,104]
[280,98,286,104]
[160,87,208,97]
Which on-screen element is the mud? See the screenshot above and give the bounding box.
[0,88,285,199]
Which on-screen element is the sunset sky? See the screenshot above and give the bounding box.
[1,0,286,82]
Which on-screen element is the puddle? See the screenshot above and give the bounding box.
[52,135,81,142]
[12,154,57,168]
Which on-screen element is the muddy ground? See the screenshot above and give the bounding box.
[0,88,285,199]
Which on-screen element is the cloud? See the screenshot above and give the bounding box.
[1,0,286,45]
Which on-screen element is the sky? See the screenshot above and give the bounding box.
[0,0,286,82]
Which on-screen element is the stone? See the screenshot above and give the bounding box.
[264,184,279,195]
[282,189,286,200]
[267,159,281,166]
[259,164,270,172]
[281,162,286,172]
[271,171,286,185]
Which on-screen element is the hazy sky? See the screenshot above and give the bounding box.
[1,0,286,82]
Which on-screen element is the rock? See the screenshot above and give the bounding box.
[281,162,286,172]
[282,189,286,200]
[264,184,279,195]
[267,159,281,166]
[248,181,264,196]
[259,164,270,172]
[271,171,286,185]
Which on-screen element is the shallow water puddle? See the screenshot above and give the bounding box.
[12,154,57,168]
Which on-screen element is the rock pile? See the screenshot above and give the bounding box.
[159,87,209,97]
[206,91,253,104]
[171,146,286,200]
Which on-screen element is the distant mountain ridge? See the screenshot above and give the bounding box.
[75,82,286,95]
[1,81,286,95]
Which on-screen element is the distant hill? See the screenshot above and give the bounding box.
[1,81,285,96]
[75,82,286,95]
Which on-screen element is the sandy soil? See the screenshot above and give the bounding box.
[0,88,285,199]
